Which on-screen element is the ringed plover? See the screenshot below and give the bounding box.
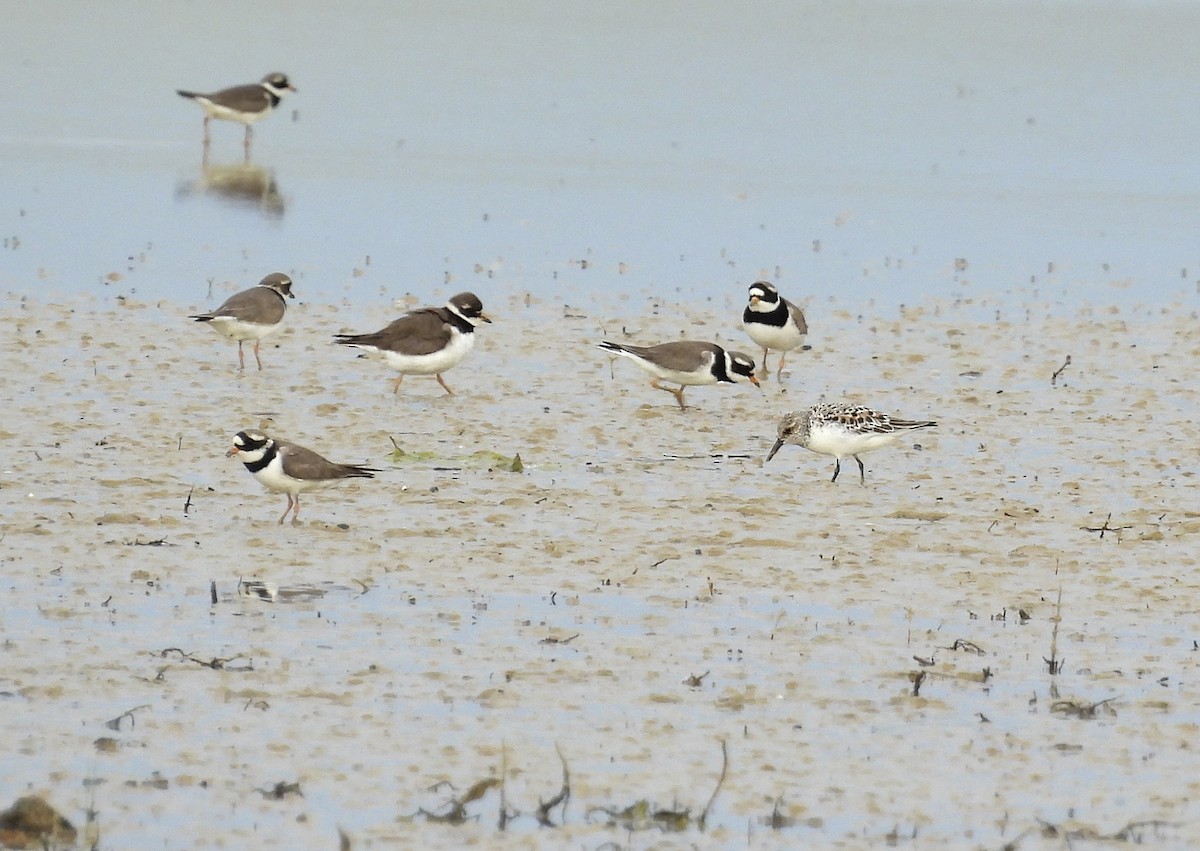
[176,73,296,155]
[743,281,809,381]
[598,340,760,410]
[227,430,379,525]
[189,272,294,371]
[333,292,492,396]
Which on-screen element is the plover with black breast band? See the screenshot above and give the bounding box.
[176,72,296,155]
[189,272,294,371]
[333,292,492,396]
[742,281,809,381]
[598,339,760,410]
[227,430,379,525]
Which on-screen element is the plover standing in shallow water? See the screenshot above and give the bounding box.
[765,404,937,484]
[227,430,378,525]
[598,340,760,409]
[176,73,296,156]
[189,272,294,370]
[742,281,809,381]
[333,292,492,396]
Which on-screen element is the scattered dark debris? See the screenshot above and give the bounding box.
[588,799,692,832]
[1050,354,1072,385]
[538,633,579,646]
[911,670,927,697]
[1045,588,1064,675]
[238,580,277,602]
[683,670,710,687]
[589,738,727,833]
[698,739,728,830]
[131,772,169,790]
[127,537,173,547]
[338,826,352,851]
[946,639,985,655]
[1002,818,1178,848]
[258,781,303,800]
[535,746,571,828]
[418,778,501,824]
[913,655,935,667]
[1081,512,1131,540]
[1051,697,1117,719]
[885,823,919,844]
[157,648,252,671]
[104,704,150,731]
[762,796,796,830]
[0,795,77,849]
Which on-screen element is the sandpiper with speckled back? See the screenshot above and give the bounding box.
[766,404,937,484]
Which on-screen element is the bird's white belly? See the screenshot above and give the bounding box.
[201,100,269,125]
[807,426,900,458]
[382,330,474,375]
[745,321,805,352]
[253,461,319,496]
[205,317,281,342]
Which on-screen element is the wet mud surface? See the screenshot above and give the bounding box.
[2,288,1199,847]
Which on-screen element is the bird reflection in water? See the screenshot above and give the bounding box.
[176,149,285,219]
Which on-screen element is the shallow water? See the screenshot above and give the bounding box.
[4,293,1200,847]
[3,1,1200,848]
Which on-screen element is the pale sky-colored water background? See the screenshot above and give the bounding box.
[3,1,1200,310]
[4,3,1200,849]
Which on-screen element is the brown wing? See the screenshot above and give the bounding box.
[335,307,453,356]
[206,83,273,112]
[277,442,377,481]
[199,286,286,323]
[634,341,720,372]
[784,298,808,335]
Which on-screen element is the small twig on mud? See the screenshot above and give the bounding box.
[1051,696,1118,719]
[945,639,985,655]
[158,648,252,670]
[1082,512,1131,539]
[698,739,729,831]
[1051,354,1072,385]
[104,704,151,731]
[1045,587,1064,675]
[184,486,194,515]
[498,745,509,831]
[536,744,571,827]
[539,633,580,646]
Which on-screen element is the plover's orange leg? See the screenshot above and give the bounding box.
[650,379,687,409]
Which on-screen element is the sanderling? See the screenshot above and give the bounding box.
[765,404,937,484]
